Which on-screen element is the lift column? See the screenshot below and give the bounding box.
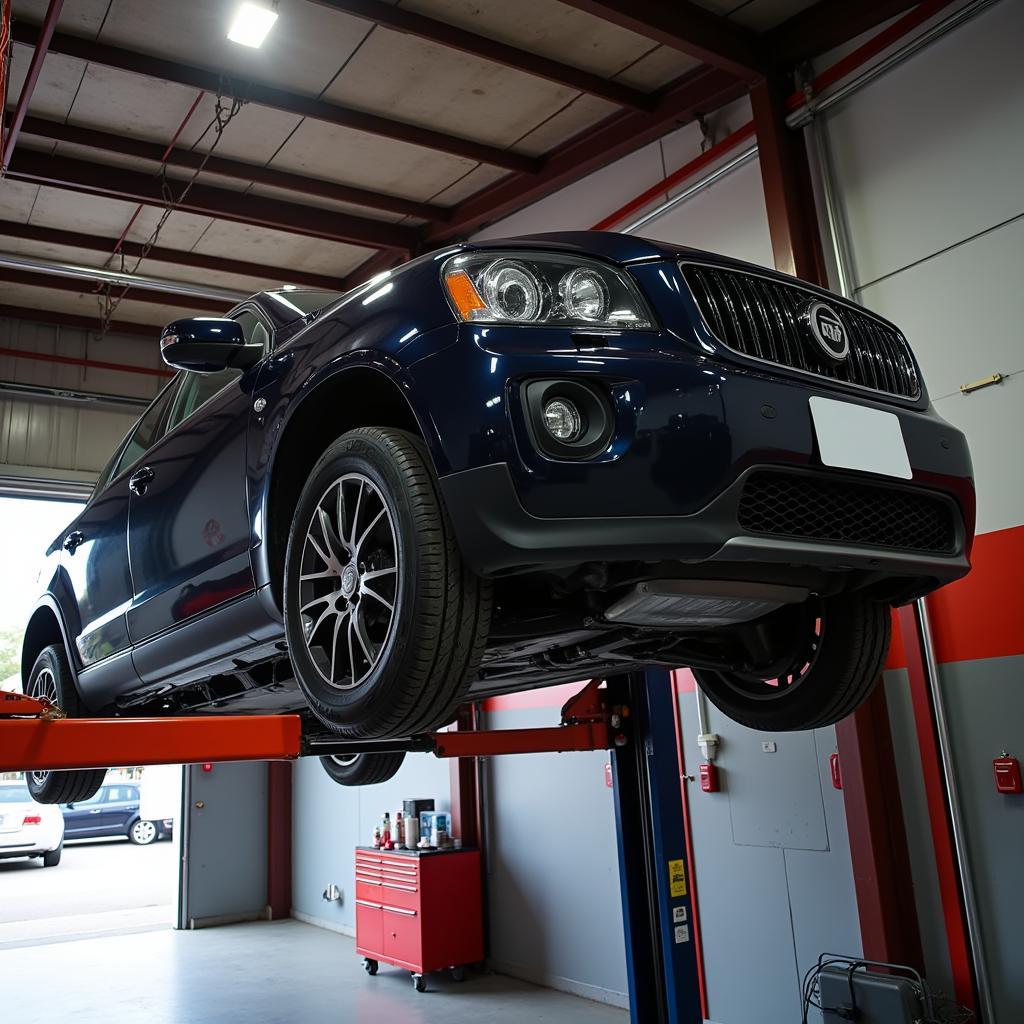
[610,669,703,1024]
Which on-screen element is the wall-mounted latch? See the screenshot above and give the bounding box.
[960,373,1003,395]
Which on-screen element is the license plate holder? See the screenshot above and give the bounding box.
[809,396,912,479]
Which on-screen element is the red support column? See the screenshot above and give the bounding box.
[266,761,293,921]
[753,78,923,966]
[448,705,481,850]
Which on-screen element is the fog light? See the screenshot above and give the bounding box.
[543,398,583,442]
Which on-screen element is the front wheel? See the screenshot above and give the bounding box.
[25,645,106,805]
[693,593,890,732]
[129,819,158,846]
[284,428,491,739]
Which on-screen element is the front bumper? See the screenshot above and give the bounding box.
[421,325,973,596]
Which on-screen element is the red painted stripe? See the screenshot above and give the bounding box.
[926,524,1024,664]
[0,344,172,378]
[897,605,977,1010]
[482,681,591,712]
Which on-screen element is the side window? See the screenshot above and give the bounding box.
[109,376,182,482]
[164,309,270,434]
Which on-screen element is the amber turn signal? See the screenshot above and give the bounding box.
[444,269,488,320]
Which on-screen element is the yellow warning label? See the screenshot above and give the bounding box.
[668,859,687,898]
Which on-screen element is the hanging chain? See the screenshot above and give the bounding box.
[97,79,248,335]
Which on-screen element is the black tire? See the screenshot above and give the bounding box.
[693,593,890,732]
[25,645,106,805]
[284,427,491,738]
[42,843,62,867]
[129,819,159,846]
[319,752,406,787]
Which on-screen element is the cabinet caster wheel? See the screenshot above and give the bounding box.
[363,959,378,976]
[450,966,466,983]
[413,974,427,993]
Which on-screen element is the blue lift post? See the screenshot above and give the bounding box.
[610,669,703,1024]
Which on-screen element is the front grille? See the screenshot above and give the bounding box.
[682,264,920,399]
[738,471,957,554]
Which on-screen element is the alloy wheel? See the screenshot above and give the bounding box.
[297,472,399,690]
[28,667,58,787]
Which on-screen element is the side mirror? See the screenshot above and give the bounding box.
[160,318,261,373]
[66,803,75,810]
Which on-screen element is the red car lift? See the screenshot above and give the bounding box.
[0,679,618,773]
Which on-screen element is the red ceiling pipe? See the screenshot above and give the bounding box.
[593,0,957,235]
[1,0,63,172]
[0,344,172,380]
[592,122,755,232]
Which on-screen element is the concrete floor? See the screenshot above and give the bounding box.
[3,919,630,1023]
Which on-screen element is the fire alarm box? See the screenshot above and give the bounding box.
[993,756,1022,794]
[699,762,720,793]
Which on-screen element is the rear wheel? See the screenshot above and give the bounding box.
[319,752,406,787]
[693,593,890,732]
[129,819,158,846]
[25,645,106,805]
[284,428,491,738]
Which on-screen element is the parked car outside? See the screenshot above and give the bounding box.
[20,232,974,792]
[62,782,171,845]
[0,779,64,866]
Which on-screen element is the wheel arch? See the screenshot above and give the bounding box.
[263,363,435,611]
[22,598,76,690]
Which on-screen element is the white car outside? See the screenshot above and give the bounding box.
[0,779,65,866]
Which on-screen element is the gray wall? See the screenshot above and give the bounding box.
[677,678,862,1024]
[181,761,269,928]
[291,751,451,934]
[481,704,627,1007]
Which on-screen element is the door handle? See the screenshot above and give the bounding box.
[89,809,102,814]
[129,466,155,496]
[63,530,84,554]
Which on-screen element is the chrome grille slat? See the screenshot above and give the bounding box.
[681,264,920,399]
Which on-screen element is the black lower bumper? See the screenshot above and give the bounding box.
[439,462,970,596]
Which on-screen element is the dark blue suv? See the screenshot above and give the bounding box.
[22,232,973,791]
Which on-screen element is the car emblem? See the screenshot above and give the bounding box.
[802,301,849,363]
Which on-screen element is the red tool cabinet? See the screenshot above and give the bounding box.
[354,846,483,991]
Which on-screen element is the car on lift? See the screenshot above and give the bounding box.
[62,781,170,846]
[0,779,64,866]
[22,231,974,795]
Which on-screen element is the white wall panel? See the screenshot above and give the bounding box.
[825,1,1024,289]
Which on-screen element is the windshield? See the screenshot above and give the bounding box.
[264,289,344,319]
[0,784,31,803]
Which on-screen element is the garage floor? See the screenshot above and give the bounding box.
[5,919,629,1023]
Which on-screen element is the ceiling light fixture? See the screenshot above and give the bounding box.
[227,2,279,48]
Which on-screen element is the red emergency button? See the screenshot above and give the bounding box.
[993,755,1022,794]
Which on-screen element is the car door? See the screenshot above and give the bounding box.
[63,787,108,838]
[126,308,270,661]
[101,784,138,834]
[59,379,182,704]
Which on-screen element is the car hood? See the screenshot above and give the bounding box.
[461,230,757,270]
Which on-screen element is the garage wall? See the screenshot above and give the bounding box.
[822,2,1024,1017]
[0,315,164,488]
[291,751,451,935]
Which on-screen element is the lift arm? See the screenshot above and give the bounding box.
[0,680,620,773]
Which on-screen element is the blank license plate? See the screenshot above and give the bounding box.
[809,396,912,479]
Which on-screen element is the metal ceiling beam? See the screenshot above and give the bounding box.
[0,252,247,303]
[426,66,746,243]
[0,305,164,341]
[10,22,540,174]
[0,267,229,312]
[20,117,448,224]
[339,248,405,290]
[768,0,921,65]
[1,0,64,171]
[5,149,419,253]
[306,0,653,110]
[556,0,767,80]
[0,219,345,291]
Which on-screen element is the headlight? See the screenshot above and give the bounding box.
[442,251,654,329]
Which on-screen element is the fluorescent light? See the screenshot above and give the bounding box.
[228,3,278,48]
